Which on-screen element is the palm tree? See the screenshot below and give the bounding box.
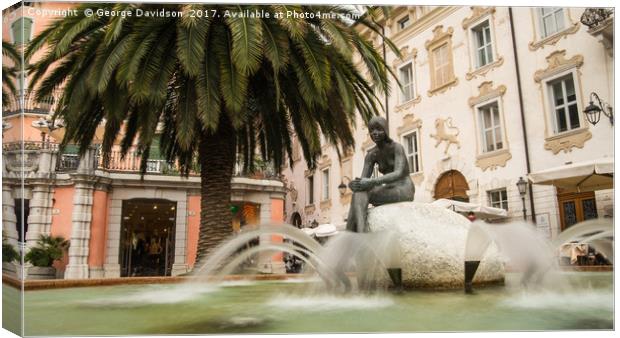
[27,3,397,265]
[2,41,21,107]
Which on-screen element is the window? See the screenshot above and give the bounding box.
[307,175,314,204]
[488,189,508,210]
[11,17,33,45]
[433,43,451,87]
[14,199,29,243]
[402,131,420,173]
[472,20,493,68]
[548,73,579,133]
[539,8,565,38]
[321,168,329,201]
[398,16,411,30]
[399,63,415,103]
[478,101,503,152]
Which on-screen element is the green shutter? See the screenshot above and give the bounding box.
[62,144,80,155]
[11,17,33,45]
[149,136,164,160]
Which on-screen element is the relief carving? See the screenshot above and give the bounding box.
[430,117,461,154]
[466,56,504,80]
[468,81,507,107]
[529,22,580,51]
[397,114,423,136]
[534,50,584,83]
[475,149,512,171]
[544,128,592,154]
[461,7,496,29]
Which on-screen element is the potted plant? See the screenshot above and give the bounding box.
[24,235,69,280]
[2,232,20,277]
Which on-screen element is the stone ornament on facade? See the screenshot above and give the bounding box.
[544,128,593,154]
[461,6,496,29]
[430,117,460,154]
[534,50,591,154]
[533,50,584,83]
[425,25,458,96]
[475,149,512,171]
[425,154,478,200]
[468,81,507,107]
[529,8,580,51]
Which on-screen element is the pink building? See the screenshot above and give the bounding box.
[2,3,286,279]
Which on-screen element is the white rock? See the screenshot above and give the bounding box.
[367,202,505,288]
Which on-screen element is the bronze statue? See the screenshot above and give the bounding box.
[346,116,415,233]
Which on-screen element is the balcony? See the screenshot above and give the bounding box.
[2,141,282,183]
[2,91,59,117]
[581,8,614,55]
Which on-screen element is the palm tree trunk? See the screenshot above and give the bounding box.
[194,115,237,268]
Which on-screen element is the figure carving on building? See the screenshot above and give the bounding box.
[430,117,461,154]
[346,116,415,233]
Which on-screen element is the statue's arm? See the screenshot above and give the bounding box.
[349,152,375,191]
[372,144,408,185]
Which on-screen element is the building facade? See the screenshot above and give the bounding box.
[281,6,614,240]
[2,3,287,279]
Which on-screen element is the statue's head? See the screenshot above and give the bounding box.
[368,116,392,144]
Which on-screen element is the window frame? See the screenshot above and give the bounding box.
[471,19,494,69]
[538,7,566,38]
[402,130,421,174]
[321,168,330,201]
[398,61,415,104]
[477,100,504,153]
[397,15,411,31]
[10,16,35,45]
[545,71,582,135]
[306,174,314,205]
[487,188,508,211]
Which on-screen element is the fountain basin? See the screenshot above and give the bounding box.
[368,202,505,288]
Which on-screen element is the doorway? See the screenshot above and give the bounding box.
[434,170,470,202]
[119,199,177,277]
[558,191,598,230]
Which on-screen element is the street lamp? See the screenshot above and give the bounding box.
[516,177,528,220]
[338,176,351,196]
[583,92,614,126]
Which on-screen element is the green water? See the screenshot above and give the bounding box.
[5,272,614,335]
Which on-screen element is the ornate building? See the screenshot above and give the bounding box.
[281,6,614,240]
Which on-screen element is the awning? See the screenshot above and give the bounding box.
[431,199,508,219]
[528,158,614,193]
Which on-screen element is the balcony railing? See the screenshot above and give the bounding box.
[2,91,59,117]
[3,141,282,180]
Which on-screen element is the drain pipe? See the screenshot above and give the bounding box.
[509,8,536,224]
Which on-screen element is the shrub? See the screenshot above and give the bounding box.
[2,242,19,263]
[24,235,69,267]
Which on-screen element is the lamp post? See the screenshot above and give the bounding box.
[516,177,528,220]
[583,92,614,126]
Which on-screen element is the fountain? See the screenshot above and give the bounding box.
[7,203,614,335]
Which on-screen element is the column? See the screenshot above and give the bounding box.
[2,184,18,247]
[24,149,57,249]
[171,198,189,276]
[64,147,97,279]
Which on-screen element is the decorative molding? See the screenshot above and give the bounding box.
[340,148,354,162]
[466,56,504,80]
[475,149,512,171]
[544,128,592,154]
[317,155,332,170]
[461,6,496,29]
[430,117,461,154]
[304,204,316,215]
[529,22,580,51]
[392,46,418,68]
[468,81,507,107]
[397,114,423,136]
[426,25,458,96]
[304,169,314,178]
[425,25,454,50]
[428,78,458,97]
[320,199,332,211]
[534,50,584,83]
[395,95,422,112]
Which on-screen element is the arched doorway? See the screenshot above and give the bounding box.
[434,170,470,202]
[119,199,177,277]
[290,212,302,228]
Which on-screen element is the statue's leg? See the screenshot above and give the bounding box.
[347,191,369,233]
